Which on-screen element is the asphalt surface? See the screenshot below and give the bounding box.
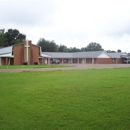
[0,64,130,73]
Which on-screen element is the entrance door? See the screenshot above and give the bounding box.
[45,59,47,64]
[82,59,85,64]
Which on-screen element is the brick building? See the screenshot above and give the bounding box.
[43,51,126,64]
[0,40,127,65]
[0,40,50,65]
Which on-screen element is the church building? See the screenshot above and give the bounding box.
[0,40,50,65]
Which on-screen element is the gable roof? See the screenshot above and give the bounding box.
[0,46,13,55]
[0,53,14,57]
[72,51,104,58]
[107,52,127,58]
[42,52,73,58]
[42,51,105,58]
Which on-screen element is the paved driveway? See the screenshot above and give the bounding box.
[0,64,130,73]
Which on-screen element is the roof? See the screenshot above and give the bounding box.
[72,51,104,58]
[42,52,73,58]
[107,52,127,58]
[0,52,14,57]
[41,53,51,58]
[42,51,104,58]
[0,46,13,55]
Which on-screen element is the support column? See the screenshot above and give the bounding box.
[71,59,73,64]
[8,58,10,65]
[0,57,1,65]
[48,58,50,64]
[92,58,94,64]
[85,58,86,64]
[78,58,79,64]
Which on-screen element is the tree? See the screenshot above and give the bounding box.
[4,29,26,46]
[58,45,68,52]
[0,29,26,47]
[117,49,121,52]
[106,50,116,53]
[85,42,104,51]
[81,47,87,51]
[68,47,81,52]
[0,29,5,47]
[37,38,58,52]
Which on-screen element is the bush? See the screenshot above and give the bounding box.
[23,62,28,65]
[34,62,38,65]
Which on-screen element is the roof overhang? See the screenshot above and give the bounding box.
[40,54,51,58]
[0,53,14,58]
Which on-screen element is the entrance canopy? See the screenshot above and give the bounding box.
[40,54,51,58]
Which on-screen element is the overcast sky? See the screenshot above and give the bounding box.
[0,0,130,52]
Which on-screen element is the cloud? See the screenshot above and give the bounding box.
[0,0,130,52]
[0,0,56,27]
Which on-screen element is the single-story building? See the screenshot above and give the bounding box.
[0,40,127,65]
[42,51,127,64]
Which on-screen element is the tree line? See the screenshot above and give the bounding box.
[0,28,121,52]
[37,38,104,52]
[0,29,26,47]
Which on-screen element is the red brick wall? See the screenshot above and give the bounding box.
[13,44,23,65]
[1,58,6,65]
[116,58,123,63]
[95,58,112,64]
[30,44,40,64]
[86,58,92,64]
[13,40,40,65]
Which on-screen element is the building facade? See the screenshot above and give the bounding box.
[42,51,126,64]
[0,40,50,65]
[0,40,127,65]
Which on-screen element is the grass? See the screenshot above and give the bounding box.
[0,64,72,69]
[0,68,130,130]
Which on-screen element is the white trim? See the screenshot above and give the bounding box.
[97,52,110,58]
[25,40,30,62]
[41,54,51,58]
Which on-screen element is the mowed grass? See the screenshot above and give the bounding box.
[0,64,72,69]
[0,68,130,130]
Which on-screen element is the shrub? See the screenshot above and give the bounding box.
[34,62,38,65]
[23,62,28,65]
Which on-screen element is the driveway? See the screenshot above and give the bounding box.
[0,64,130,73]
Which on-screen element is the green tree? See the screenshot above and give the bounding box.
[68,47,81,52]
[0,29,5,47]
[58,45,68,52]
[4,29,26,46]
[86,42,104,51]
[37,38,58,52]
[106,50,116,53]
[81,47,87,51]
[117,49,121,52]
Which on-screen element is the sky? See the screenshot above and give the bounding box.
[0,0,130,52]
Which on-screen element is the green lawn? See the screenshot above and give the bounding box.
[0,64,71,69]
[0,68,130,130]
